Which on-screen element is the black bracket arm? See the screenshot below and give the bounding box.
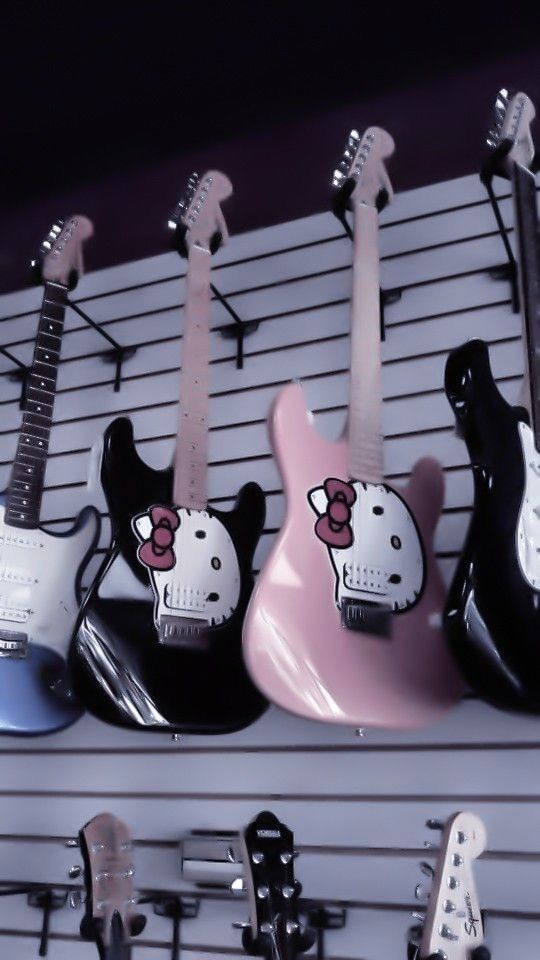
[27,888,68,957]
[67,300,138,392]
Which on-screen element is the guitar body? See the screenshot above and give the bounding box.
[70,416,268,732]
[243,383,463,728]
[0,496,99,734]
[444,338,540,713]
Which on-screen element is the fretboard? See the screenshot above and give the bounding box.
[347,202,384,484]
[173,242,211,509]
[513,162,540,449]
[5,281,68,529]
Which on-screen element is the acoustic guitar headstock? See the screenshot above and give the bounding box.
[239,810,314,960]
[79,812,146,958]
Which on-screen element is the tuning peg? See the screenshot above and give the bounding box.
[425,817,444,831]
[419,861,435,878]
[414,884,426,901]
[257,885,269,899]
[331,170,346,188]
[280,850,297,864]
[439,924,458,941]
[281,884,295,899]
[232,920,251,930]
[65,838,80,848]
[230,877,246,893]
[286,921,300,934]
[68,865,82,879]
[410,912,424,922]
[69,891,82,909]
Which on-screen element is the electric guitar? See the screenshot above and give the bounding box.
[70,171,267,732]
[444,90,540,713]
[79,812,146,960]
[238,810,314,960]
[243,128,463,729]
[408,812,487,960]
[0,217,99,734]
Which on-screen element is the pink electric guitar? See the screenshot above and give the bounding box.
[243,127,464,729]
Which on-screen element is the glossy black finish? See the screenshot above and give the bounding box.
[444,338,540,713]
[70,416,268,733]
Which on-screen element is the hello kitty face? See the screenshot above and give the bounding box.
[308,479,425,613]
[132,506,241,630]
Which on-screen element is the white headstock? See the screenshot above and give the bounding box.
[332,126,394,209]
[487,88,536,175]
[419,812,487,960]
[169,170,232,253]
[33,215,93,285]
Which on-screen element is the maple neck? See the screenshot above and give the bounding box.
[347,202,384,484]
[5,281,68,528]
[173,242,211,509]
[513,161,540,450]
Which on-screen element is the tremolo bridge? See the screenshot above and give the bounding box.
[0,629,28,659]
[340,599,392,637]
[158,615,210,649]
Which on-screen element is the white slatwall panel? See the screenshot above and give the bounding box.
[0,173,537,960]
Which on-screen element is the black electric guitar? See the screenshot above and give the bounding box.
[408,812,487,960]
[444,89,540,713]
[70,171,267,732]
[79,812,146,960]
[238,811,314,960]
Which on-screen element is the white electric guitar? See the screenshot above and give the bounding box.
[0,217,100,734]
[409,812,488,960]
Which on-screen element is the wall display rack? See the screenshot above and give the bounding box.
[0,170,537,958]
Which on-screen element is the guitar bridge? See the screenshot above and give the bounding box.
[340,599,392,638]
[0,629,28,659]
[158,615,210,650]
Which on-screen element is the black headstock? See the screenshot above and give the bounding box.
[240,811,314,960]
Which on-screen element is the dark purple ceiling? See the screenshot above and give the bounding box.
[0,3,538,294]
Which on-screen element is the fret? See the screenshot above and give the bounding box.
[173,242,211,510]
[5,280,68,529]
[347,202,384,485]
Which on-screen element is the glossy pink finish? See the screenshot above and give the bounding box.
[243,383,464,728]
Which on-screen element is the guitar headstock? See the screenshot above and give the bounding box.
[240,811,313,960]
[79,812,146,954]
[332,126,394,211]
[417,812,487,960]
[486,88,536,176]
[168,169,232,257]
[31,215,93,287]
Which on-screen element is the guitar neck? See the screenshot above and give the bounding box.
[173,242,211,509]
[513,162,540,448]
[347,201,384,484]
[5,280,68,528]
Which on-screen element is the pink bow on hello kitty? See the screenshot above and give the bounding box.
[137,506,179,571]
[315,478,356,549]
